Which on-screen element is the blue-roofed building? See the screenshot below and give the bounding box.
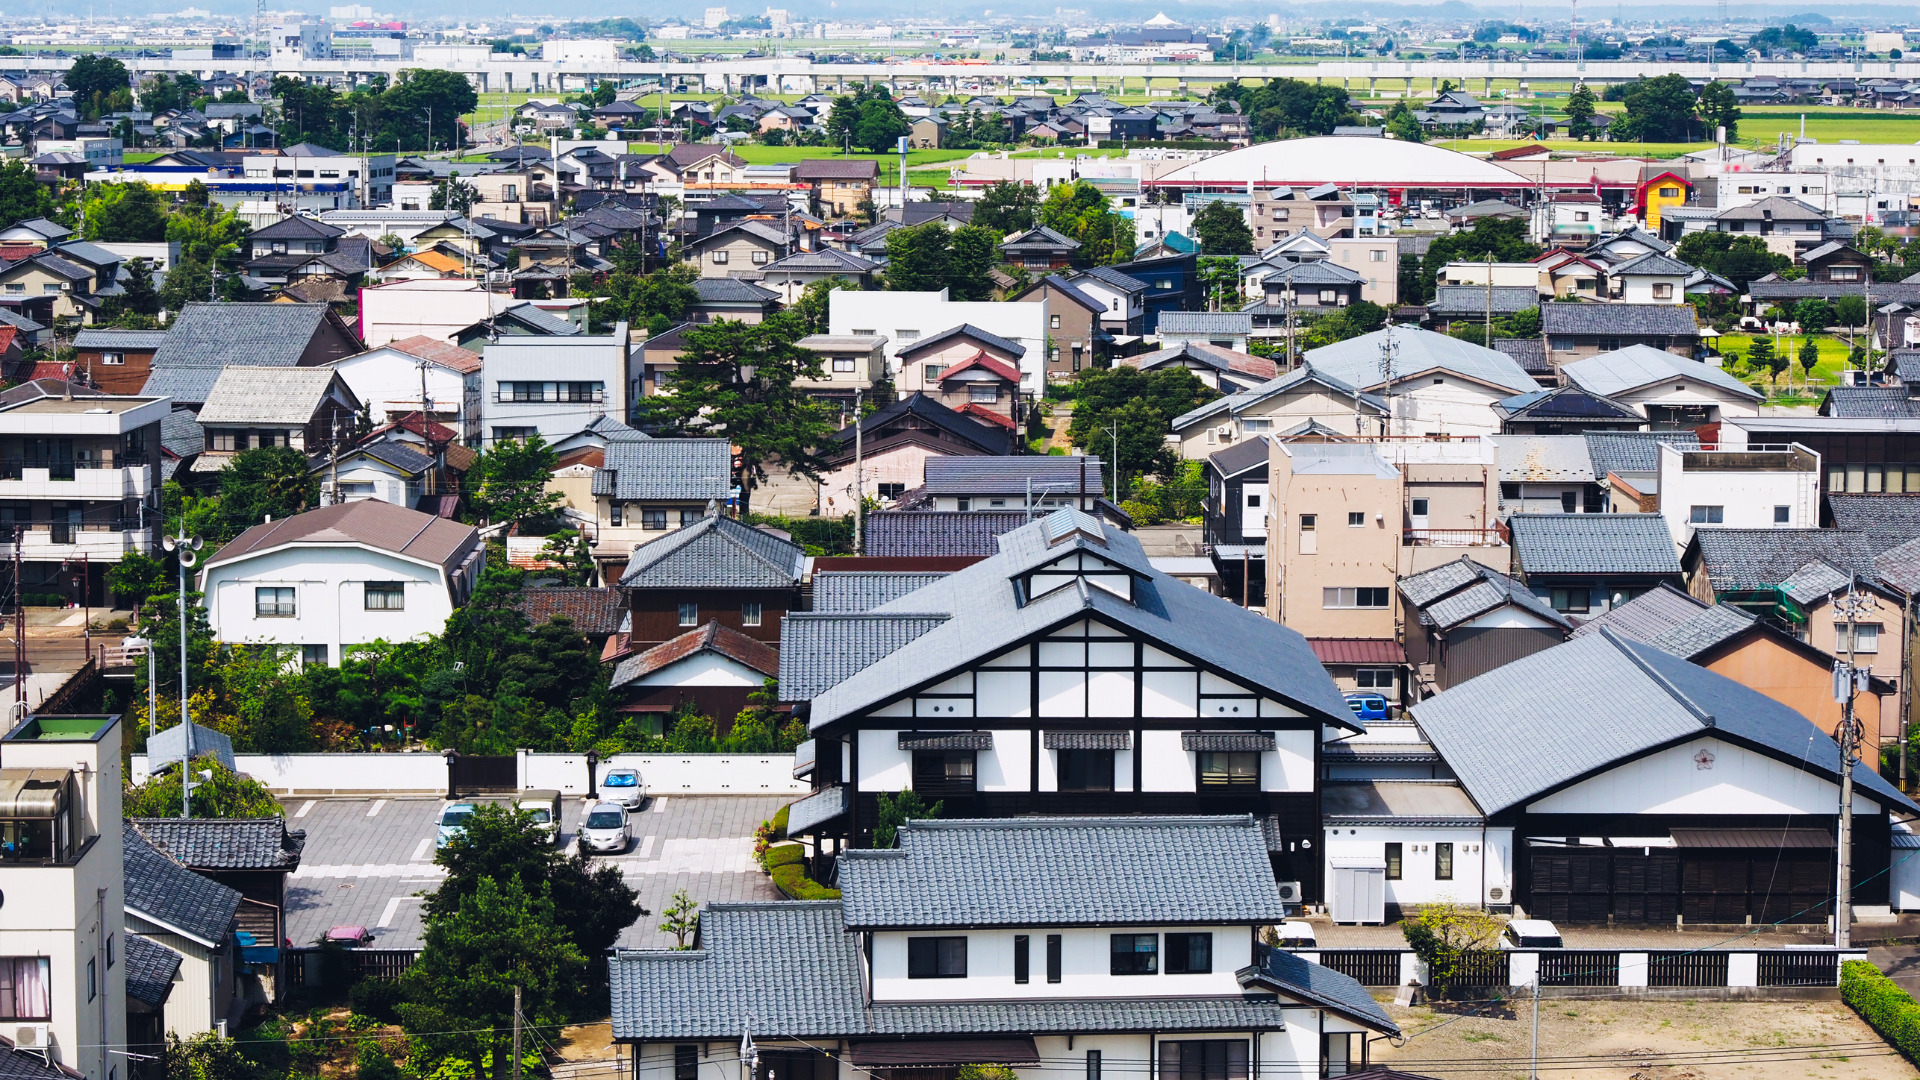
[610,816,1400,1080]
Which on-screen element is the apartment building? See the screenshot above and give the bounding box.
[480,322,632,445]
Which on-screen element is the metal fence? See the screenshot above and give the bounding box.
[284,948,420,990]
[1758,951,1841,988]
[1317,950,1403,987]
[1540,950,1620,987]
[1647,950,1731,988]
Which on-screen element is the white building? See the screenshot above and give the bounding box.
[544,38,621,63]
[1654,441,1821,551]
[35,137,121,170]
[480,322,632,445]
[828,289,1048,394]
[269,20,330,62]
[242,146,396,210]
[358,280,524,347]
[198,500,483,667]
[1560,345,1764,429]
[0,713,128,1080]
[1302,326,1542,439]
[322,336,483,443]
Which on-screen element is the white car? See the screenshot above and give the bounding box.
[580,802,632,854]
[602,768,646,811]
[435,802,476,850]
[1273,921,1317,948]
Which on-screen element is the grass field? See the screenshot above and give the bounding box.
[1711,332,1875,401]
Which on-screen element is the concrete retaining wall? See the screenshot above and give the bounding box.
[130,750,810,797]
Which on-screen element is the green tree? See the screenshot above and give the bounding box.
[66,54,131,118]
[1794,297,1835,332]
[216,447,319,542]
[430,176,477,215]
[1039,180,1134,266]
[1384,100,1423,143]
[216,645,315,752]
[582,262,700,333]
[635,315,836,515]
[872,790,942,848]
[102,258,161,322]
[883,220,952,292]
[467,437,566,529]
[1799,338,1821,385]
[384,67,480,150]
[1674,232,1792,291]
[1418,218,1541,302]
[1836,293,1868,328]
[789,276,849,334]
[945,224,1001,302]
[853,97,911,154]
[81,183,169,242]
[125,757,282,818]
[973,179,1042,236]
[1068,366,1218,492]
[1198,256,1243,311]
[1192,200,1254,256]
[106,550,167,609]
[1400,901,1503,1000]
[1696,80,1741,142]
[1748,335,1783,389]
[0,159,51,229]
[658,889,700,948]
[164,1031,270,1080]
[1211,77,1355,140]
[1564,82,1598,141]
[1613,73,1701,142]
[402,875,585,1080]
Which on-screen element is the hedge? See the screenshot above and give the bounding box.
[772,803,790,840]
[771,862,841,900]
[765,842,803,869]
[1842,959,1920,1063]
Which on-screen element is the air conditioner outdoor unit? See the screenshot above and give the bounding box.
[1276,881,1303,904]
[1488,886,1507,902]
[13,1022,50,1058]
[1215,425,1236,439]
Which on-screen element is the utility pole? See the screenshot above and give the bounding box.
[419,360,437,498]
[1833,582,1875,948]
[511,986,523,1080]
[1109,420,1120,504]
[852,387,864,554]
[1484,250,1494,353]
[1530,970,1541,1080]
[11,527,21,711]
[161,523,203,818]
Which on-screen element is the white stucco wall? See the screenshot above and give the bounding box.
[869,924,1256,1001]
[1528,736,1878,816]
[200,544,457,661]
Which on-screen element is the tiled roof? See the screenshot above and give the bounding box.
[618,513,806,590]
[1306,638,1409,664]
[1778,559,1854,606]
[1585,431,1699,476]
[1688,528,1877,593]
[1507,513,1682,577]
[1827,494,1920,552]
[160,407,201,459]
[209,500,480,574]
[122,934,183,1009]
[1412,631,1916,816]
[825,392,1011,458]
[1243,946,1399,1035]
[73,328,166,350]
[1876,535,1920,594]
[898,323,1027,361]
[197,365,347,426]
[610,620,780,686]
[922,455,1103,496]
[1428,285,1538,318]
[793,159,879,181]
[761,247,876,274]
[123,822,242,946]
[1537,303,1701,337]
[812,571,950,613]
[1644,603,1759,658]
[1077,265,1150,293]
[866,996,1300,1036]
[1568,582,1706,641]
[863,510,1031,558]
[1495,385,1641,422]
[1492,435,1595,483]
[1157,311,1253,336]
[128,817,305,870]
[1561,345,1761,402]
[936,351,1023,384]
[1000,225,1082,252]
[839,816,1286,928]
[1608,250,1696,278]
[510,587,628,635]
[1307,325,1540,395]
[148,302,339,389]
[1822,387,1920,419]
[779,612,950,700]
[692,277,781,304]
[1399,556,1572,632]
[347,440,434,475]
[593,438,731,502]
[1172,365,1386,432]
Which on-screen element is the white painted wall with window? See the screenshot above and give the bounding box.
[200,544,467,664]
[870,924,1254,1001]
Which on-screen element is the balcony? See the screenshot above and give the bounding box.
[17,521,150,559]
[0,462,152,500]
[1403,526,1510,547]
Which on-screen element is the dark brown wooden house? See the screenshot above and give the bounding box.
[72,328,166,394]
[616,514,806,651]
[1397,555,1573,694]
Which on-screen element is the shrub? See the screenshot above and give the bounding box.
[349,976,404,1024]
[1842,959,1920,1063]
[772,803,789,839]
[771,862,841,900]
[957,1067,1019,1080]
[764,842,803,869]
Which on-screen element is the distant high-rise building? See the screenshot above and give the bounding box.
[703,6,729,27]
[328,4,373,19]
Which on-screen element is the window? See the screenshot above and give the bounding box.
[1832,266,1862,282]
[1158,1041,1249,1080]
[1087,1051,1102,1080]
[912,751,976,794]
[678,603,698,627]
[1014,935,1029,984]
[1355,668,1394,689]
[642,508,668,530]
[302,644,328,667]
[674,1046,699,1080]
[1164,933,1212,974]
[969,384,999,403]
[1300,514,1315,531]
[2,284,18,295]
[501,184,518,201]
[1370,249,1386,262]
[1323,587,1390,609]
[832,357,856,373]
[1775,505,1791,524]
[1549,588,1590,614]
[1319,1033,1354,1078]
[1560,491,1577,513]
[255,586,295,617]
[751,249,771,265]
[1385,842,1402,880]
[106,933,114,969]
[1246,492,1262,509]
[1435,842,1454,880]
[1046,934,1062,983]
[1110,933,1158,975]
[1837,623,1881,654]
[609,503,623,527]
[907,936,968,978]
[1058,749,1114,792]
[101,351,123,366]
[1050,314,1061,329]
[681,509,702,525]
[0,959,49,1021]
[1197,752,1258,788]
[1689,505,1725,524]
[925,364,947,381]
[1652,282,1673,299]
[1347,511,1365,527]
[741,602,763,627]
[1410,497,1429,517]
[711,250,730,264]
[87,957,96,1002]
[364,582,405,611]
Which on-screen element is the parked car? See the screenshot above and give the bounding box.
[325,925,373,947]
[436,801,476,850]
[1345,693,1390,722]
[515,788,562,846]
[1272,921,1317,948]
[603,767,646,810]
[1501,919,1564,949]
[580,802,633,854]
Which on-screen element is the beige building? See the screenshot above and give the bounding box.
[1170,367,1389,460]
[1327,238,1400,307]
[1251,185,1355,242]
[684,222,789,279]
[465,168,556,225]
[896,324,1028,394]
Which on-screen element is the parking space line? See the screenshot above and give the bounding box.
[652,797,667,813]
[294,800,315,818]
[377,896,419,928]
[367,799,386,817]
[410,838,431,862]
[638,834,656,859]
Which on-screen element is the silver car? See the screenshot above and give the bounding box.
[580,802,632,854]
[602,767,646,811]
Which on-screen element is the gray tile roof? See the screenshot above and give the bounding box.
[122,933,183,1009]
[127,817,305,870]
[1608,250,1696,278]
[496,302,584,335]
[784,784,846,835]
[1778,560,1854,606]
[839,816,1286,929]
[802,511,1354,729]
[1561,345,1761,402]
[1412,630,1917,816]
[1568,582,1706,641]
[692,277,782,304]
[1507,513,1682,577]
[1401,557,1571,632]
[1495,385,1642,423]
[1307,325,1540,395]
[863,511,1032,558]
[1157,311,1254,336]
[922,455,1104,496]
[867,994,1300,1036]
[1538,303,1702,337]
[1876,535,1920,594]
[73,328,166,350]
[1585,431,1700,476]
[1428,285,1538,318]
[593,438,731,502]
[123,822,242,946]
[1826,494,1920,553]
[1689,528,1877,593]
[898,323,1027,360]
[812,571,950,613]
[146,303,338,403]
[349,440,435,474]
[197,366,348,426]
[1822,387,1920,419]
[160,407,202,459]
[1172,365,1386,432]
[780,612,949,700]
[1077,265,1150,293]
[1243,947,1399,1035]
[618,513,806,591]
[1643,603,1758,658]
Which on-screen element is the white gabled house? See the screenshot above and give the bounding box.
[610,816,1401,1080]
[196,500,483,667]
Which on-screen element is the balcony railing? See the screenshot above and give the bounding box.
[1403,527,1510,547]
[0,458,149,480]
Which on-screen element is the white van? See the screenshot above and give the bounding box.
[515,789,562,846]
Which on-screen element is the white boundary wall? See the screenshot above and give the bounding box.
[130,751,809,797]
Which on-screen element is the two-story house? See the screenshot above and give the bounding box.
[815,394,1014,516]
[481,322,631,445]
[0,379,167,607]
[896,324,1029,396]
[70,328,165,395]
[611,816,1399,1080]
[322,335,483,445]
[588,439,734,577]
[1011,276,1107,377]
[617,509,805,651]
[1261,441,1402,677]
[193,367,361,475]
[796,334,889,424]
[793,159,878,218]
[779,509,1358,900]
[142,303,364,411]
[1606,250,1693,304]
[242,216,374,286]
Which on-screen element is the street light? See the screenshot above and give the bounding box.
[122,635,155,743]
[161,524,203,818]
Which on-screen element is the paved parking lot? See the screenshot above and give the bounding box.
[283,794,787,951]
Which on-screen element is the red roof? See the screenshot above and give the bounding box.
[621,620,779,681]
[0,245,40,263]
[27,359,70,381]
[937,350,1022,384]
[384,334,483,374]
[1490,143,1550,161]
[955,403,1017,430]
[1307,638,1408,665]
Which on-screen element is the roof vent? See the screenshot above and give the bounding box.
[1043,508,1106,546]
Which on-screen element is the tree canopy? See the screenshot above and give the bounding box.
[1418,218,1541,302]
[467,436,567,530]
[883,221,1000,299]
[1210,78,1354,140]
[1613,74,1704,142]
[1068,367,1219,494]
[1039,181,1135,267]
[271,68,478,151]
[973,180,1042,237]
[81,183,169,242]
[1675,232,1791,291]
[1192,200,1254,256]
[66,55,131,118]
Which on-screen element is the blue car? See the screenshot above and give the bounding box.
[1345,694,1389,722]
